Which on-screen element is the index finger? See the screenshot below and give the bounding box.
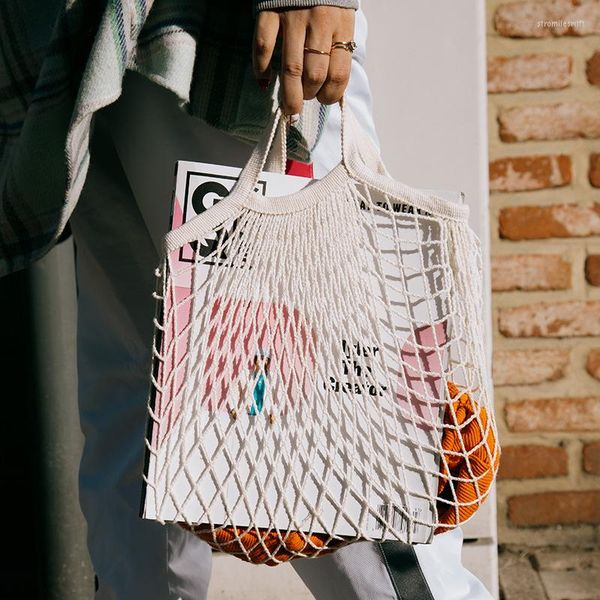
[280,20,306,115]
[253,11,279,82]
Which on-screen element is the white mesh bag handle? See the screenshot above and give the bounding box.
[145,99,501,566]
[165,102,392,252]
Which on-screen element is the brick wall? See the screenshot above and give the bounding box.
[488,0,600,548]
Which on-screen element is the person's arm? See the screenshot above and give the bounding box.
[253,3,358,115]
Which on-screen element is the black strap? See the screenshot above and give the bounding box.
[377,542,436,600]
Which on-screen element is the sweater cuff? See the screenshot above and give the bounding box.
[255,0,359,12]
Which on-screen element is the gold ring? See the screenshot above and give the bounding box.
[331,40,357,53]
[304,47,331,56]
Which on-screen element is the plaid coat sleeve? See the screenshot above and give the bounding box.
[0,0,330,276]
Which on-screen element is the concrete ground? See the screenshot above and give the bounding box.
[499,546,600,600]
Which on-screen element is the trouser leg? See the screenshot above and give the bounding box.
[292,529,493,600]
[71,107,212,600]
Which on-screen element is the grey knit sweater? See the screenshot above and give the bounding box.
[256,0,359,11]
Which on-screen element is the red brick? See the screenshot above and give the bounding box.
[492,255,571,291]
[507,491,600,527]
[490,154,571,192]
[498,102,600,142]
[587,51,600,85]
[505,396,600,432]
[498,204,600,240]
[583,440,600,474]
[493,349,569,385]
[497,445,568,479]
[587,348,600,380]
[488,54,572,92]
[495,1,600,38]
[585,255,600,285]
[589,153,600,186]
[499,300,600,337]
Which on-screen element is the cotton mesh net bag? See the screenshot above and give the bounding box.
[142,100,501,566]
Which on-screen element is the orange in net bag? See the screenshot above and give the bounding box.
[180,525,344,566]
[434,382,501,535]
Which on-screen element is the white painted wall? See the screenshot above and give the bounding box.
[362,0,490,238]
[209,2,498,598]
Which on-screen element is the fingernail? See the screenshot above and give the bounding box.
[289,113,300,124]
[258,79,270,91]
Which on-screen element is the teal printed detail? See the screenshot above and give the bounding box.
[249,374,266,416]
[248,352,270,416]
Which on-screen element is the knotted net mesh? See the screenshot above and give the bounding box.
[143,101,500,565]
[143,149,500,566]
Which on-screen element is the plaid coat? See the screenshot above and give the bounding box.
[0,0,354,275]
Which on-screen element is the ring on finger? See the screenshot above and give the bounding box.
[304,47,331,56]
[331,40,357,53]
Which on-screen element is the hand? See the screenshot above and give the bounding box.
[253,7,356,115]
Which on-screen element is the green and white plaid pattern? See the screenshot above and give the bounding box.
[0,0,330,275]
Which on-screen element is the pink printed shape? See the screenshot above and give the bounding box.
[152,280,195,447]
[397,322,448,432]
[152,165,316,449]
[153,293,316,448]
[200,297,316,412]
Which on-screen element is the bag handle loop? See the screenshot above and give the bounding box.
[164,97,367,253]
[233,98,363,197]
[163,97,469,254]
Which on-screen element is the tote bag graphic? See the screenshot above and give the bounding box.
[142,101,501,565]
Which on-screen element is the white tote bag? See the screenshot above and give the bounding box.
[142,101,501,565]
